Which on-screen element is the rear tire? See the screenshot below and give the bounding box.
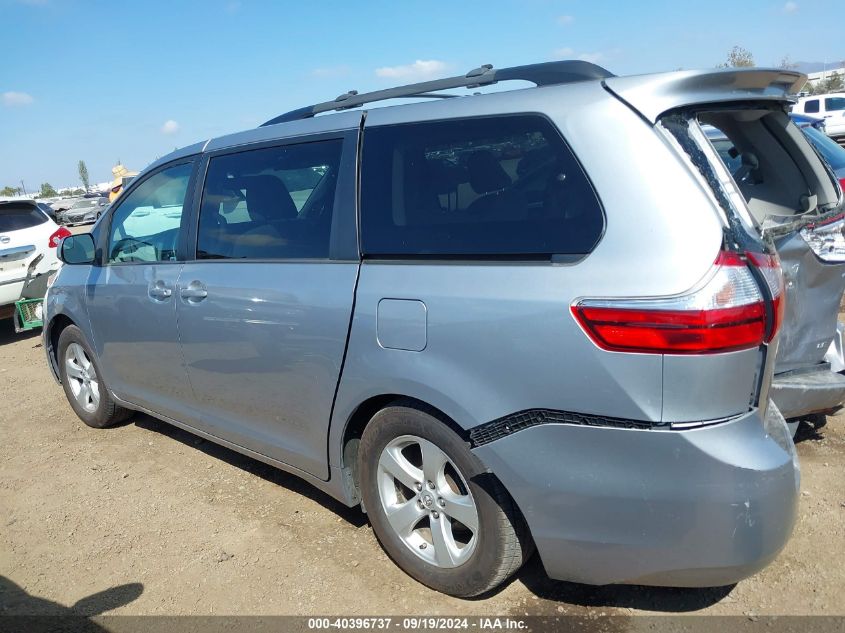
[57,325,129,429]
[359,404,531,597]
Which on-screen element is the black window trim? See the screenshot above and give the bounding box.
[186,129,360,264]
[358,111,606,262]
[99,156,199,267]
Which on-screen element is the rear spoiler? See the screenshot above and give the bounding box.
[604,68,807,124]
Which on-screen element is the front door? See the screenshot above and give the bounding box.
[86,160,196,421]
[177,134,358,479]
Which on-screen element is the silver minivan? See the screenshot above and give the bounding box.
[45,62,840,597]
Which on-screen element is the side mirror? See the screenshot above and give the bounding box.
[59,233,96,265]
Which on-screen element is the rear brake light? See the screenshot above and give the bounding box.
[48,226,71,248]
[745,251,785,343]
[572,250,784,354]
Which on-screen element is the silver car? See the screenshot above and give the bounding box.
[45,62,841,597]
[60,197,108,226]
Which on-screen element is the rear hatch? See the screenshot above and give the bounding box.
[606,69,845,375]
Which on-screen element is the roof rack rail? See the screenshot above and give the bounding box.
[261,60,614,126]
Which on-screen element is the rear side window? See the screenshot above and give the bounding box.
[360,115,603,258]
[0,204,47,232]
[804,99,820,114]
[197,139,342,260]
[825,97,845,112]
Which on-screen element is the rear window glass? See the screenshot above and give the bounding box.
[360,115,603,258]
[825,97,845,112]
[0,204,47,232]
[802,125,845,171]
[197,139,342,260]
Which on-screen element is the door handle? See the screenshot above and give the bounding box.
[180,281,208,302]
[148,281,172,301]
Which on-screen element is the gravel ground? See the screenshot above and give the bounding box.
[0,320,844,619]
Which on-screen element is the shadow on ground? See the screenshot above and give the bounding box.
[0,324,40,348]
[132,413,367,527]
[0,575,142,631]
[513,555,734,612]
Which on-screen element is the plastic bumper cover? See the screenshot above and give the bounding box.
[472,408,799,587]
[770,364,845,419]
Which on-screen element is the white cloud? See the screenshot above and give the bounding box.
[557,15,575,25]
[161,119,180,135]
[375,60,449,81]
[2,91,34,107]
[783,1,798,12]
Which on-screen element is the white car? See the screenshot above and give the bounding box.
[0,200,69,319]
[793,92,845,140]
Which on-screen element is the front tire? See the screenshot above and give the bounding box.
[57,325,129,429]
[359,404,531,597]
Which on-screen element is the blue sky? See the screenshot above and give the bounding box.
[1,0,843,190]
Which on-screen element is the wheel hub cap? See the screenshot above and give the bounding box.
[65,343,100,413]
[376,434,479,569]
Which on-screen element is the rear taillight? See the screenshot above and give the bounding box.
[839,177,845,192]
[48,226,71,248]
[572,250,784,354]
[745,251,785,343]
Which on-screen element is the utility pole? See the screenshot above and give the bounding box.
[19,180,27,196]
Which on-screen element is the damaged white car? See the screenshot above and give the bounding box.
[0,200,69,326]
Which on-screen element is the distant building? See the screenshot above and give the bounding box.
[806,65,845,90]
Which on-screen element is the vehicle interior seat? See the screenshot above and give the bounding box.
[466,150,527,221]
[229,175,297,258]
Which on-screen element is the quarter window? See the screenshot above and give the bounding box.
[825,97,845,112]
[360,115,603,258]
[196,139,342,260]
[108,163,192,263]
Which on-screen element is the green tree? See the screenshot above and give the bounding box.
[1,186,19,197]
[719,46,755,68]
[39,182,58,198]
[78,159,90,192]
[779,56,798,70]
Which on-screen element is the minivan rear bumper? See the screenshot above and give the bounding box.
[770,364,845,419]
[472,408,799,587]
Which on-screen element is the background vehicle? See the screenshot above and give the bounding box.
[49,198,78,215]
[46,63,811,597]
[58,197,108,226]
[790,112,826,134]
[798,121,845,184]
[0,200,68,323]
[35,201,60,223]
[793,93,845,143]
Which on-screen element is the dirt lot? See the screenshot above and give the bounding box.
[1,322,844,620]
